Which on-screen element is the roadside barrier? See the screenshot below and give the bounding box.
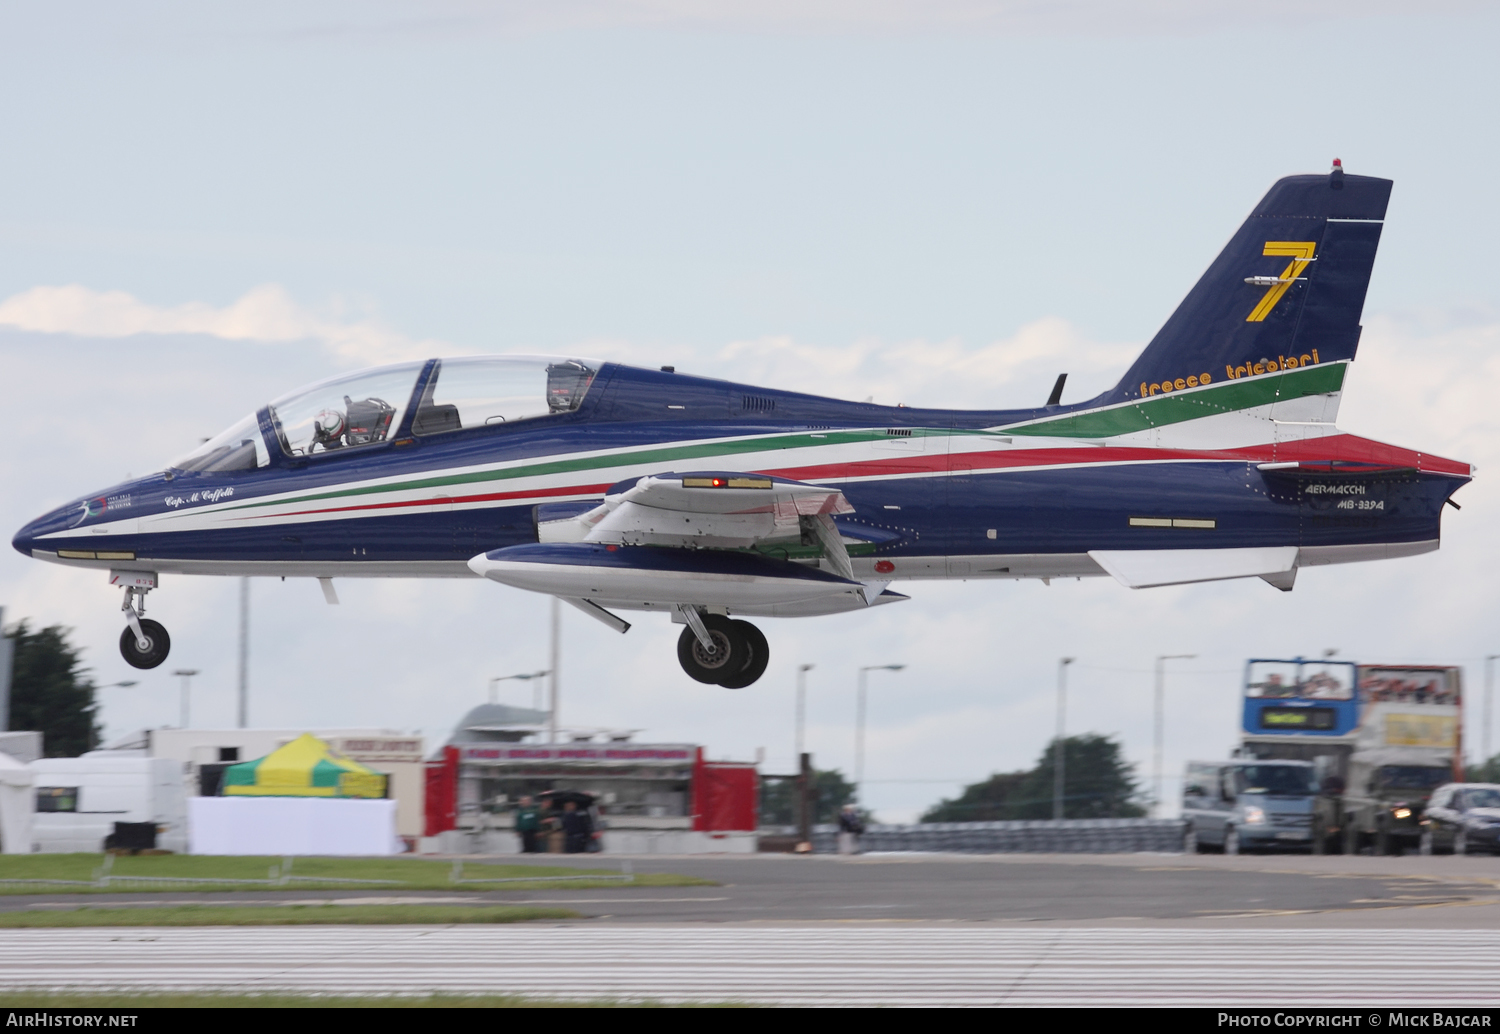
[808,818,1187,854]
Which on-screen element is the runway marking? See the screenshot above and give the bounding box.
[1,927,1498,1006]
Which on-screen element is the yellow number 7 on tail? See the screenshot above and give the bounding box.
[1246,241,1317,322]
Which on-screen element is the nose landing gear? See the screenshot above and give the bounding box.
[115,576,171,670]
[675,608,769,689]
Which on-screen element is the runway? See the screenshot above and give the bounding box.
[1,925,1498,1006]
[5,854,1500,1005]
[9,851,1500,924]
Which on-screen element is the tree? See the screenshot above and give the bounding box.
[4,620,100,757]
[919,769,1029,822]
[760,768,857,826]
[1016,734,1146,819]
[1467,755,1500,783]
[921,733,1146,822]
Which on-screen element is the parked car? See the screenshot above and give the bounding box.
[1419,783,1500,856]
[1182,760,1317,854]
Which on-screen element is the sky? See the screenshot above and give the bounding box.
[2,1,1499,821]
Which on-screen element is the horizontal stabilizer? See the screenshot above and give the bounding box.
[1088,547,1297,589]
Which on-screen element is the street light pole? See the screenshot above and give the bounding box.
[1154,654,1197,818]
[172,669,199,729]
[549,597,561,744]
[1485,655,1500,768]
[0,605,12,732]
[236,577,249,729]
[1054,657,1074,820]
[794,664,814,763]
[855,664,905,805]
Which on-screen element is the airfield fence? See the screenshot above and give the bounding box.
[806,818,1187,854]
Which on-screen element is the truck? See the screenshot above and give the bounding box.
[1238,660,1462,856]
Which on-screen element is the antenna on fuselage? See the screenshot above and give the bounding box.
[1046,373,1068,407]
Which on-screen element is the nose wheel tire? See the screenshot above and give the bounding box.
[119,619,171,670]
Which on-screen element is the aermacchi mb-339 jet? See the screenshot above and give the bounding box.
[11,164,1473,688]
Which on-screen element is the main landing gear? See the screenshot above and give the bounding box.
[675,608,769,689]
[118,581,171,670]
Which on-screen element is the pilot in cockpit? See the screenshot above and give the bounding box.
[307,395,396,453]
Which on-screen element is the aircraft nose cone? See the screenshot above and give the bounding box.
[13,512,59,558]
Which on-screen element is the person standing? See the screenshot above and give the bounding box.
[560,799,595,854]
[837,804,865,855]
[514,795,543,854]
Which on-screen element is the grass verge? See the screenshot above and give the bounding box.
[0,854,715,894]
[0,903,579,927]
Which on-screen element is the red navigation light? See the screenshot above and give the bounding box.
[1331,158,1342,170]
[874,560,895,574]
[712,478,725,487]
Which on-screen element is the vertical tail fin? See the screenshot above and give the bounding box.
[1097,165,1391,409]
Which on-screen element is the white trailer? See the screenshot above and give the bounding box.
[29,757,187,854]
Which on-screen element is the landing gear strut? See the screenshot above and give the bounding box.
[675,609,770,689]
[118,583,171,670]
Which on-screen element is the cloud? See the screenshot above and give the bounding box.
[583,317,1138,409]
[274,0,1494,43]
[0,284,451,366]
[0,283,1138,408]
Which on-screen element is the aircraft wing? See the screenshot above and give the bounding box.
[490,472,889,612]
[540,471,853,552]
[1088,547,1298,589]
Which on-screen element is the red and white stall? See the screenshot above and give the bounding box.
[423,742,758,854]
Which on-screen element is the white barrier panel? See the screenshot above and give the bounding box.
[189,797,397,856]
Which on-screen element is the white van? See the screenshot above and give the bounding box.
[30,757,187,853]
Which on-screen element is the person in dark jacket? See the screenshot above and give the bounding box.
[837,804,865,855]
[560,799,595,854]
[514,795,543,854]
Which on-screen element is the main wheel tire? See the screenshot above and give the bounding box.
[119,620,170,670]
[1224,827,1240,856]
[1455,829,1469,856]
[717,620,770,689]
[676,616,746,685]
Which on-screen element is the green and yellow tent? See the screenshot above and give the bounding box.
[221,733,387,798]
